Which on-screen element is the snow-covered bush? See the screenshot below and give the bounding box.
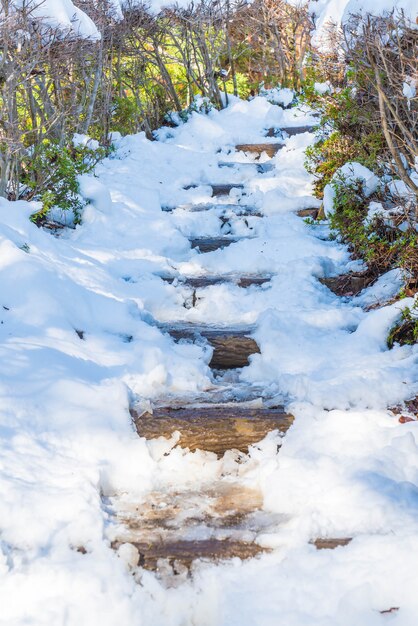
[165,96,214,126]
[258,83,295,108]
[328,172,418,277]
[23,140,107,224]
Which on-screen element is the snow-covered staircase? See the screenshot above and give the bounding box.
[108,126,351,579]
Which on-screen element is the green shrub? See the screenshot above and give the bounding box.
[387,305,418,348]
[302,81,385,197]
[23,139,107,224]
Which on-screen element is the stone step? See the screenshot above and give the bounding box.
[109,481,272,573]
[190,236,240,253]
[113,483,263,537]
[162,203,262,216]
[131,404,293,455]
[312,538,353,550]
[297,207,319,219]
[114,539,265,572]
[320,272,375,297]
[184,183,244,197]
[160,273,272,289]
[160,324,260,369]
[218,161,275,174]
[235,143,283,158]
[266,125,314,138]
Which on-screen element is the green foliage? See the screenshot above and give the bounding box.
[221,72,251,99]
[301,77,385,197]
[387,304,418,348]
[23,139,107,224]
[112,96,143,136]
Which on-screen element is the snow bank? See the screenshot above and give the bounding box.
[12,0,101,40]
[306,0,417,46]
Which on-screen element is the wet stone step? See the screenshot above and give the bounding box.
[190,237,240,253]
[114,539,265,572]
[320,272,375,297]
[160,325,260,369]
[184,183,244,197]
[162,203,262,216]
[266,125,314,138]
[235,143,284,158]
[297,207,319,219]
[131,404,293,455]
[312,538,353,550]
[160,273,272,289]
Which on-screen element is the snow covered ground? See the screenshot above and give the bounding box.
[2,96,418,625]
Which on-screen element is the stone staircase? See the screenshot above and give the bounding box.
[107,125,349,579]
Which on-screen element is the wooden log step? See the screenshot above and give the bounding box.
[162,203,262,216]
[160,324,260,369]
[297,207,319,219]
[320,272,375,297]
[235,143,283,158]
[113,538,266,572]
[218,161,275,174]
[184,183,244,197]
[160,273,272,289]
[132,404,293,455]
[190,237,240,253]
[266,125,314,138]
[312,538,353,550]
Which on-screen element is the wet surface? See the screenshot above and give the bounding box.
[190,236,241,252]
[159,273,272,289]
[108,483,283,573]
[266,125,314,138]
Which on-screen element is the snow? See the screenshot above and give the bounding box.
[307,0,418,47]
[2,96,418,623]
[403,78,417,101]
[12,0,101,40]
[258,85,295,107]
[314,80,333,94]
[8,0,195,40]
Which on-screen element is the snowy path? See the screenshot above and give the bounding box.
[2,97,418,625]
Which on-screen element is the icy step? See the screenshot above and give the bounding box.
[312,538,353,550]
[184,183,244,197]
[320,272,375,297]
[190,236,241,253]
[218,161,275,174]
[159,324,260,369]
[151,383,274,407]
[162,203,262,216]
[160,273,272,289]
[297,207,319,219]
[131,404,292,455]
[114,539,265,573]
[266,125,314,138]
[112,483,263,537]
[235,143,284,158]
[109,481,274,573]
